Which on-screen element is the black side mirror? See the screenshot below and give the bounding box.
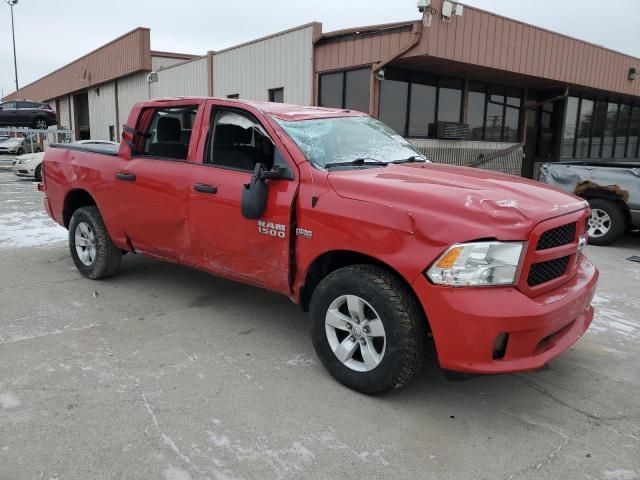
[241,163,269,219]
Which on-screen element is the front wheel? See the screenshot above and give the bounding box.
[34,164,42,182]
[68,206,122,279]
[310,265,426,394]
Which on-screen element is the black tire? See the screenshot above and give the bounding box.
[310,265,426,395]
[68,206,122,279]
[587,199,626,246]
[34,164,42,182]
[17,148,24,156]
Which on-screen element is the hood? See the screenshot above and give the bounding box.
[327,163,587,243]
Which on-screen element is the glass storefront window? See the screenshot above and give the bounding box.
[319,72,343,109]
[467,84,486,140]
[378,80,409,135]
[628,107,640,159]
[408,83,436,137]
[319,68,370,112]
[614,105,631,159]
[561,97,579,158]
[344,69,370,113]
[591,101,608,159]
[575,99,593,158]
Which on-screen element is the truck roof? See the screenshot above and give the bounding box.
[148,96,367,121]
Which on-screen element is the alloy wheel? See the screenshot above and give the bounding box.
[74,221,97,266]
[588,208,611,238]
[325,294,386,372]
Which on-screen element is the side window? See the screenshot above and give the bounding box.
[139,105,197,160]
[2,101,16,110]
[206,109,275,172]
[16,101,30,109]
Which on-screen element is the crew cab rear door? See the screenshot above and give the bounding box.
[188,101,298,293]
[115,102,203,260]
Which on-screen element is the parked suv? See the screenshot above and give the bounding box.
[0,100,57,129]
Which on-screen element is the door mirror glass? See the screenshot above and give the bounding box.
[241,163,269,219]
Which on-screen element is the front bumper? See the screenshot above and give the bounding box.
[12,163,35,177]
[412,255,598,374]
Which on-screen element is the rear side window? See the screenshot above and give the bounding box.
[138,106,198,160]
[1,102,16,109]
[205,109,274,172]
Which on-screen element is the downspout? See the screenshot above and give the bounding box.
[207,50,215,97]
[369,20,425,117]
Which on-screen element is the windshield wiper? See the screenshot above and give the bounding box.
[392,156,427,164]
[325,157,389,169]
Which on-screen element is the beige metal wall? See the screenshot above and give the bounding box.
[150,57,208,98]
[152,55,190,72]
[213,24,319,104]
[88,82,117,140]
[117,73,149,125]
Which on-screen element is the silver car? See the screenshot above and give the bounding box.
[0,136,41,156]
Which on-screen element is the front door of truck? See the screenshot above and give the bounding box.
[188,105,297,293]
[115,103,200,261]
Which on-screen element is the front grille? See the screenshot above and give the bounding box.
[536,223,576,250]
[527,256,570,286]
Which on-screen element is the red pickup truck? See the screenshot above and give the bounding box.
[40,97,598,394]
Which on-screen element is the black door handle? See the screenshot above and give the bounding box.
[116,172,136,182]
[193,183,217,194]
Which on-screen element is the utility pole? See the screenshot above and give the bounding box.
[6,0,19,91]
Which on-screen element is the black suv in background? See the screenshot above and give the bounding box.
[0,100,57,129]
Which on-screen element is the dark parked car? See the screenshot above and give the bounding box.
[0,100,57,129]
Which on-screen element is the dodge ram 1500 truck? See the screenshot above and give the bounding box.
[39,97,598,394]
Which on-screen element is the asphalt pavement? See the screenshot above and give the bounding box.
[0,172,638,480]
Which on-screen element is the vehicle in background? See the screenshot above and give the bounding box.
[540,161,639,246]
[0,136,41,156]
[0,100,57,129]
[39,97,598,394]
[12,140,117,181]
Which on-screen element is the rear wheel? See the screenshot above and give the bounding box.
[587,199,626,246]
[33,118,48,130]
[310,265,426,394]
[68,206,122,279]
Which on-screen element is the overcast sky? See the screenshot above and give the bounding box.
[1,0,639,97]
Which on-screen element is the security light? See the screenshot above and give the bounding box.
[630,68,638,81]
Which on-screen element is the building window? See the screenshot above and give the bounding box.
[319,68,371,113]
[109,125,115,142]
[269,88,284,103]
[227,94,239,99]
[627,106,640,159]
[467,83,486,140]
[378,71,465,137]
[561,96,640,160]
[378,80,408,135]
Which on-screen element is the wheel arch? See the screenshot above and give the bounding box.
[582,189,631,227]
[299,250,429,327]
[63,189,97,228]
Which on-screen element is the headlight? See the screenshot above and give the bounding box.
[426,241,524,287]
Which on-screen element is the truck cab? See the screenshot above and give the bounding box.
[40,97,598,394]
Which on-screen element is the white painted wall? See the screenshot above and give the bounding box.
[117,72,149,126]
[150,57,208,98]
[88,82,117,141]
[213,25,316,105]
